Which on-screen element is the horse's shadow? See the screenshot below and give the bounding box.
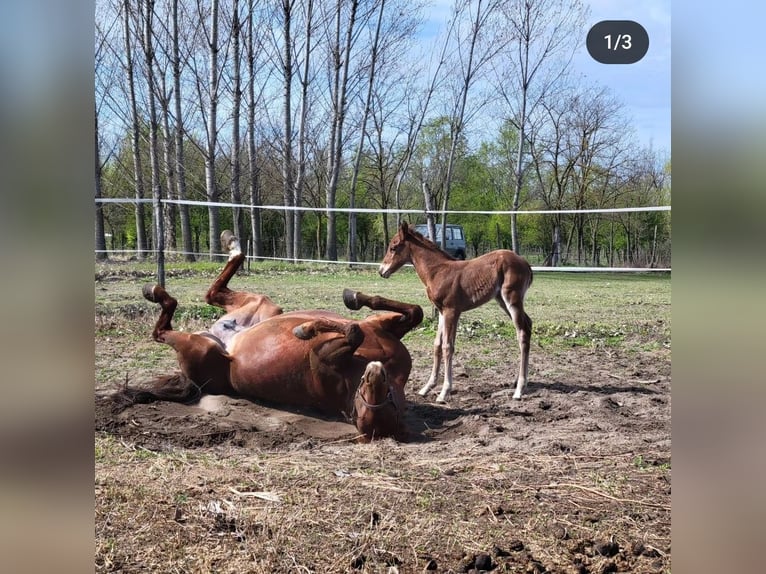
[523,379,664,397]
[402,399,533,443]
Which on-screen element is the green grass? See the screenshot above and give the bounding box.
[95,262,670,351]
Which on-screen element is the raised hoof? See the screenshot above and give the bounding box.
[142,283,160,303]
[342,288,362,310]
[292,323,314,340]
[220,230,241,254]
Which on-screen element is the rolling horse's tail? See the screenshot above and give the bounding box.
[106,373,203,413]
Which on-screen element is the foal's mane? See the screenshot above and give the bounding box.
[404,224,457,260]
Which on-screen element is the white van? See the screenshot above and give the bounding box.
[414,223,467,260]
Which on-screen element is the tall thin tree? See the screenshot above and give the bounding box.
[122,0,148,258]
[230,0,244,243]
[347,0,385,263]
[292,0,315,261]
[245,0,263,257]
[204,0,221,260]
[95,105,108,260]
[495,0,586,254]
[281,0,295,259]
[171,0,195,261]
[142,0,166,285]
[325,0,359,261]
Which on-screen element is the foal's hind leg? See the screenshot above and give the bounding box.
[418,312,443,398]
[496,292,532,399]
[435,309,460,403]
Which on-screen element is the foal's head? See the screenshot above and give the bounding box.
[379,222,416,278]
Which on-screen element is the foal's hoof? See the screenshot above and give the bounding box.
[342,288,362,310]
[142,283,161,303]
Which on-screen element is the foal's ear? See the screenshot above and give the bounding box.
[400,221,409,234]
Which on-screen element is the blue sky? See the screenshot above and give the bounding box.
[573,0,671,156]
[420,0,671,157]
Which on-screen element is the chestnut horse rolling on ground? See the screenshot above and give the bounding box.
[123,231,423,442]
[379,222,533,403]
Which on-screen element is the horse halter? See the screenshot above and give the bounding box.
[354,381,395,410]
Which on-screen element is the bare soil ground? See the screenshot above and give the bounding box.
[95,267,670,573]
[94,265,671,574]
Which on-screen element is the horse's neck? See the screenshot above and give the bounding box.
[409,240,450,284]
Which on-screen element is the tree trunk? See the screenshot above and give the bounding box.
[439,0,484,251]
[552,220,561,267]
[293,0,314,261]
[143,0,165,285]
[325,0,359,261]
[231,0,244,243]
[95,106,108,260]
[172,0,194,261]
[246,0,262,257]
[159,75,177,253]
[281,0,295,260]
[511,92,526,254]
[206,0,221,260]
[122,0,147,258]
[347,0,385,264]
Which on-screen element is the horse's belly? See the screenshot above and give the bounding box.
[226,316,345,413]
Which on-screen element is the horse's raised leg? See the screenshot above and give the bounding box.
[205,231,246,310]
[293,318,364,363]
[497,291,532,399]
[143,283,178,342]
[435,310,460,403]
[343,289,423,338]
[143,284,233,395]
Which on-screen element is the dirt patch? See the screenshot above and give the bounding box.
[96,345,670,457]
[96,344,670,573]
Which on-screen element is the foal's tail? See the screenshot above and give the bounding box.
[107,373,203,413]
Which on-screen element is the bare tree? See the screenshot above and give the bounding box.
[158,73,177,253]
[171,0,195,261]
[292,0,315,260]
[528,88,579,266]
[230,0,244,243]
[95,17,111,260]
[324,0,360,261]
[280,0,296,259]
[494,0,586,254]
[438,0,503,251]
[245,0,263,257]
[194,0,222,260]
[122,0,148,258]
[142,0,166,284]
[347,0,385,263]
[95,105,109,261]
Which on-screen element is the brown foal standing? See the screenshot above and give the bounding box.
[379,222,533,402]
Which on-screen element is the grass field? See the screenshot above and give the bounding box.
[95,260,671,573]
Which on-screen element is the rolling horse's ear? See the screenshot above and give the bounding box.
[400,221,409,233]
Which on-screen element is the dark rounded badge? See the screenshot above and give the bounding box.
[586,20,649,64]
